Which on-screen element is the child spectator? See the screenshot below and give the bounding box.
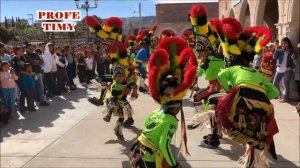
[19,63,36,112]
[56,47,68,95]
[76,48,86,84]
[85,51,94,84]
[0,61,18,119]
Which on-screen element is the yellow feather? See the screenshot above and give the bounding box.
[119,59,129,67]
[255,45,262,53]
[245,44,253,53]
[110,53,117,58]
[89,27,96,33]
[191,17,197,26]
[237,40,246,50]
[117,35,123,41]
[208,35,216,46]
[229,44,241,55]
[103,25,113,32]
[197,25,208,35]
[110,32,118,40]
[97,30,109,39]
[221,43,230,58]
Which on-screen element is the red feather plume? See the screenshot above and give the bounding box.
[105,17,122,29]
[221,17,243,40]
[190,5,207,17]
[174,47,197,95]
[254,26,273,47]
[109,41,127,55]
[148,49,169,69]
[161,29,176,37]
[151,25,158,32]
[209,18,222,33]
[148,49,169,102]
[85,16,101,27]
[127,35,136,41]
[157,37,188,56]
[181,29,193,40]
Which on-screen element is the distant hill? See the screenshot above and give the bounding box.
[120,16,156,35]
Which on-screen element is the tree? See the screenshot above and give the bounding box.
[5,17,9,29]
[0,26,15,43]
[60,21,85,44]
[11,17,15,27]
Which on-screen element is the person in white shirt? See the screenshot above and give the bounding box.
[42,43,55,97]
[85,51,94,84]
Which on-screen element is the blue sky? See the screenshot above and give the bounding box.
[0,0,218,22]
[0,0,156,22]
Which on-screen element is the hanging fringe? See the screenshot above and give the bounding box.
[90,79,103,91]
[188,110,213,130]
[238,145,272,168]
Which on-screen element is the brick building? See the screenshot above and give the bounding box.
[155,2,219,36]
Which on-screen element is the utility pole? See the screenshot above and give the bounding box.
[75,0,98,43]
[27,14,33,25]
[139,2,141,31]
[134,2,142,31]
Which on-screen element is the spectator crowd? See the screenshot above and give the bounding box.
[0,41,111,126]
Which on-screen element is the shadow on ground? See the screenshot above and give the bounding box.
[0,88,88,142]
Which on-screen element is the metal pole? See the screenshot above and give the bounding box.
[86,7,89,43]
[85,0,89,43]
[139,2,141,31]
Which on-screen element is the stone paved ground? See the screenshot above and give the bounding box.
[1,79,299,168]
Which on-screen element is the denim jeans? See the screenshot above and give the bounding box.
[35,73,45,102]
[1,88,16,113]
[273,70,293,100]
[44,72,54,97]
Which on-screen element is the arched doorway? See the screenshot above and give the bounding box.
[239,0,250,28]
[229,9,235,17]
[256,0,279,40]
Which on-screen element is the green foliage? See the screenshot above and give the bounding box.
[11,17,15,27]
[0,27,15,43]
[5,17,9,29]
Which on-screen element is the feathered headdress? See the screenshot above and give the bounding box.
[125,35,136,50]
[160,29,176,39]
[85,16,123,42]
[148,37,198,104]
[189,5,221,51]
[214,17,272,63]
[181,29,195,47]
[135,25,158,46]
[109,41,130,78]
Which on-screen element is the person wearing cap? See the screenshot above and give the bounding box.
[102,64,131,139]
[130,37,197,168]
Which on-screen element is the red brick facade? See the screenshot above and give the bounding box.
[155,2,219,36]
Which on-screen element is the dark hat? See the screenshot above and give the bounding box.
[113,64,125,76]
[195,35,213,51]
